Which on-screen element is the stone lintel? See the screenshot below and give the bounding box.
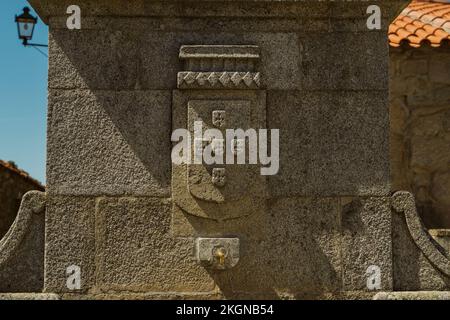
[180,45,260,60]
[29,0,410,25]
[374,291,450,300]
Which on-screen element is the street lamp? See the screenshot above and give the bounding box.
[15,7,48,48]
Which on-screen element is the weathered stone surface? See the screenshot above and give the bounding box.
[95,197,215,292]
[374,291,450,300]
[430,229,450,255]
[33,0,409,20]
[31,0,333,23]
[390,133,410,191]
[431,173,450,227]
[268,90,390,197]
[313,92,390,196]
[172,196,344,298]
[0,191,45,293]
[212,197,342,298]
[392,208,434,291]
[390,46,450,228]
[405,77,435,107]
[392,192,450,291]
[410,136,450,172]
[196,238,240,270]
[0,293,60,300]
[0,161,44,239]
[44,197,96,293]
[300,31,389,91]
[430,59,450,84]
[60,291,377,300]
[341,197,393,291]
[401,59,428,76]
[49,29,300,90]
[47,89,171,197]
[59,292,221,300]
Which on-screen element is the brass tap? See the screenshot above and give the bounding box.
[214,247,227,266]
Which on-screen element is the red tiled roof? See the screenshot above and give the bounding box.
[0,160,44,189]
[389,0,450,48]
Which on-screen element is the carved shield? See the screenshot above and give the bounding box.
[187,100,253,203]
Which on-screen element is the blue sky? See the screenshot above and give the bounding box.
[0,1,48,184]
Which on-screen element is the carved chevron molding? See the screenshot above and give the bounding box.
[178,71,261,89]
[177,45,261,90]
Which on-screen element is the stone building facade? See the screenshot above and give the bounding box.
[0,160,44,238]
[389,0,450,228]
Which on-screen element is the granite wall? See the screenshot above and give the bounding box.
[390,45,450,228]
[28,0,412,299]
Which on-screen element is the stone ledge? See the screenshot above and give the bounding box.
[374,291,450,300]
[0,293,60,300]
[30,0,409,24]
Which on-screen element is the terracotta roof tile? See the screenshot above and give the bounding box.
[0,160,44,189]
[389,0,450,48]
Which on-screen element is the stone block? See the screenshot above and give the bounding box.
[299,32,388,91]
[49,30,140,90]
[172,197,342,298]
[430,59,450,84]
[50,29,300,90]
[209,197,342,298]
[47,89,171,196]
[195,238,240,270]
[410,109,448,137]
[44,196,96,293]
[405,77,434,107]
[392,211,450,291]
[401,59,428,76]
[374,291,450,300]
[312,92,390,196]
[390,133,410,191]
[267,90,315,196]
[433,86,450,105]
[431,173,450,227]
[341,197,393,291]
[0,293,60,300]
[95,197,215,292]
[268,90,390,197]
[410,136,450,172]
[31,0,407,23]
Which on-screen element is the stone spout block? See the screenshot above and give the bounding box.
[195,238,240,270]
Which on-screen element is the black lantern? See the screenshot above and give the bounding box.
[15,7,37,46]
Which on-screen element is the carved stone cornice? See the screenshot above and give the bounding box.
[177,45,261,90]
[178,72,261,89]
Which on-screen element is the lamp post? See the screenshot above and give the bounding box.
[15,7,48,48]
